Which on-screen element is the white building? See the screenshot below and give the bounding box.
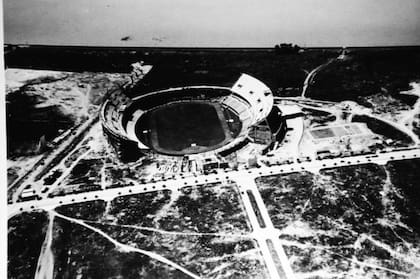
[301,123,375,157]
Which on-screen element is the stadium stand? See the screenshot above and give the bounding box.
[101,73,280,161]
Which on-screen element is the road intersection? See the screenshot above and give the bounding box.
[8,145,420,279]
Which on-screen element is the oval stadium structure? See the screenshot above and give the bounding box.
[101,73,286,162]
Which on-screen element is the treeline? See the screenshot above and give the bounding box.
[274,43,302,54]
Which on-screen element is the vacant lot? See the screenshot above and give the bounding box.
[256,164,420,277]
[9,183,266,278]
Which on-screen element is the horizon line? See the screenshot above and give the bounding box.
[5,43,420,50]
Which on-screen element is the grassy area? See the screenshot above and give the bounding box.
[62,159,104,185]
[352,114,413,146]
[56,200,107,221]
[7,46,420,102]
[52,218,191,279]
[161,183,251,233]
[255,172,315,229]
[386,159,420,236]
[256,164,420,276]
[307,48,420,104]
[5,45,339,93]
[48,183,266,278]
[149,102,226,153]
[108,190,172,227]
[8,211,49,279]
[105,183,250,233]
[6,92,74,158]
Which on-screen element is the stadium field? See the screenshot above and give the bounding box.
[137,101,241,155]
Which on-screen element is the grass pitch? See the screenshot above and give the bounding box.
[139,101,239,155]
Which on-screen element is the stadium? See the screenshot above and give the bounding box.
[101,72,287,162]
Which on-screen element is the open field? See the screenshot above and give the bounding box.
[8,211,49,279]
[255,163,420,277]
[307,48,420,104]
[11,183,268,278]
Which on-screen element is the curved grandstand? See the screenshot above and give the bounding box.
[101,73,283,161]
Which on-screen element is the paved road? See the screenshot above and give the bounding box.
[9,147,420,217]
[8,147,420,279]
[233,175,295,279]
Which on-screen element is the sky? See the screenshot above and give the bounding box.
[3,0,420,47]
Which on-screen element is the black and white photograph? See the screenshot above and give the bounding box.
[3,0,420,278]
